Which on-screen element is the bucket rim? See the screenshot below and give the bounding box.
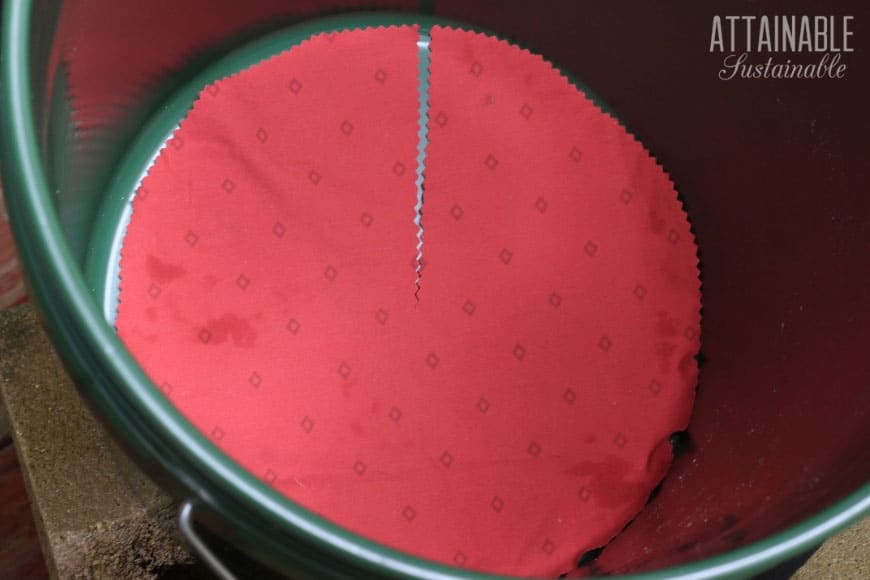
[2,1,868,578]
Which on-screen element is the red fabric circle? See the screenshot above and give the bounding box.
[117,25,701,577]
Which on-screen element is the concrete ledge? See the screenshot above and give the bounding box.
[792,516,870,580]
[0,305,192,579]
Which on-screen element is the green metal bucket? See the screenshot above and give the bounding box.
[2,1,868,578]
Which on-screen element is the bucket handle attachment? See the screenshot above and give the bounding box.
[178,500,237,580]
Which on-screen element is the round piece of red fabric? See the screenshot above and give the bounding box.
[117,25,701,578]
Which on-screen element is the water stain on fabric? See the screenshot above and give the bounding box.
[648,209,667,235]
[654,341,677,372]
[146,254,186,284]
[567,456,645,509]
[199,313,257,347]
[655,310,680,337]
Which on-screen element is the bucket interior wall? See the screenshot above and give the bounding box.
[17,0,870,575]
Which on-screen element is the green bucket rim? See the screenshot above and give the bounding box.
[2,2,868,578]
